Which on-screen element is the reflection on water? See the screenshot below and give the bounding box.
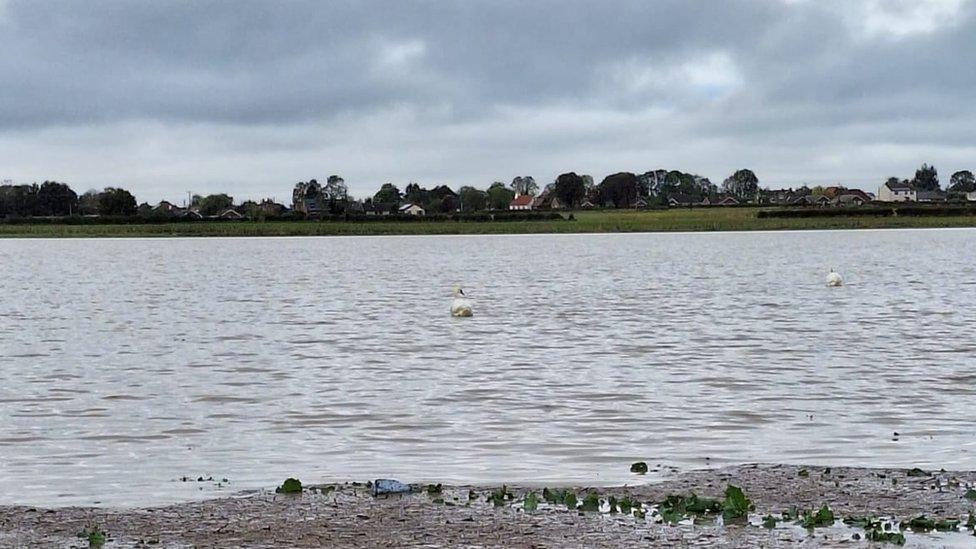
[1,230,975,506]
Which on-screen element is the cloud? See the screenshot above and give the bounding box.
[0,0,974,202]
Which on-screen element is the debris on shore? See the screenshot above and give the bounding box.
[2,464,976,547]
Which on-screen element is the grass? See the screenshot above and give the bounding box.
[3,207,976,238]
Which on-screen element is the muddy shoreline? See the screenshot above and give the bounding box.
[2,464,975,548]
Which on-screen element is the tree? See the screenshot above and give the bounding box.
[324,175,348,201]
[553,172,586,208]
[912,163,939,191]
[949,170,975,192]
[403,182,429,205]
[510,176,538,196]
[487,181,515,210]
[598,172,639,208]
[722,169,759,201]
[810,186,826,196]
[97,187,137,216]
[198,193,234,216]
[458,186,488,212]
[373,183,401,204]
[36,181,78,216]
[78,189,100,215]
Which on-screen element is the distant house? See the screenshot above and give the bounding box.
[763,189,801,205]
[831,194,866,207]
[634,196,649,209]
[701,195,739,206]
[399,203,426,216]
[878,180,916,202]
[345,201,366,215]
[967,191,976,202]
[916,190,946,202]
[153,201,182,216]
[258,199,285,217]
[579,198,595,209]
[667,193,696,207]
[531,189,551,209]
[178,209,203,220]
[509,193,534,211]
[368,202,397,215]
[790,194,830,207]
[218,208,244,219]
[293,180,327,217]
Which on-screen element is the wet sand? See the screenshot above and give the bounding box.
[2,464,975,548]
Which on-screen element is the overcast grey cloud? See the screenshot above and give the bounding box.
[1,0,974,202]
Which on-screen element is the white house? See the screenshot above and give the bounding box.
[967,191,976,202]
[877,180,916,202]
[399,203,425,216]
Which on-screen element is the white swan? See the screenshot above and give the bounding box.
[451,287,473,317]
[826,269,843,287]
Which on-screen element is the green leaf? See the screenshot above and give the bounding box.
[684,493,721,514]
[630,462,648,474]
[564,492,578,510]
[762,515,777,529]
[80,527,107,549]
[487,486,510,507]
[619,497,633,515]
[523,492,539,512]
[800,505,835,529]
[722,485,750,522]
[580,492,600,512]
[866,529,906,545]
[275,478,302,494]
[965,489,976,502]
[905,515,936,532]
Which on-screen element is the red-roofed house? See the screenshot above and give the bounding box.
[509,193,534,211]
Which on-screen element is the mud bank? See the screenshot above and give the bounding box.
[2,464,976,548]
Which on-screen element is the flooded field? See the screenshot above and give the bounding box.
[1,229,975,506]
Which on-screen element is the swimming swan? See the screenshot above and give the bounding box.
[451,287,473,317]
[826,269,843,287]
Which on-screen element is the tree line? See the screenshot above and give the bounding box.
[3,163,974,219]
[0,183,137,218]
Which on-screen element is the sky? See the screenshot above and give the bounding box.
[1,0,974,204]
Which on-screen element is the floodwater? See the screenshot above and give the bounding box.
[1,230,975,507]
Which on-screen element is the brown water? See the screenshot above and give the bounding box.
[1,230,975,506]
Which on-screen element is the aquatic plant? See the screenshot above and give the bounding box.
[522,491,539,512]
[275,477,302,494]
[657,492,722,524]
[906,467,930,477]
[487,485,513,507]
[721,485,750,522]
[865,528,906,545]
[903,515,959,532]
[564,492,578,510]
[630,461,648,474]
[800,505,835,529]
[77,526,107,548]
[579,492,600,512]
